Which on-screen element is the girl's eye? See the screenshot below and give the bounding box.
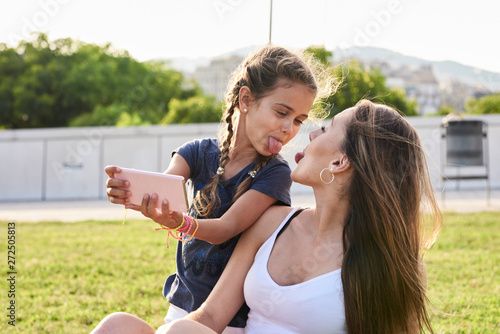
[276,110,287,116]
[294,119,303,125]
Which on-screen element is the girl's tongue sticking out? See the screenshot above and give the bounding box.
[268,137,282,154]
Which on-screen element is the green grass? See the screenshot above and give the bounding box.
[425,211,500,333]
[0,211,499,333]
[1,219,176,333]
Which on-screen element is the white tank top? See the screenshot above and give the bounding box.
[243,208,347,334]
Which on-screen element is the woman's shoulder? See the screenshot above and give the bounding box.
[243,206,299,248]
[260,205,295,224]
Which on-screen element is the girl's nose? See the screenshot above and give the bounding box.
[281,119,292,134]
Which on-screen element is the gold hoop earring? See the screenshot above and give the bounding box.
[320,168,334,184]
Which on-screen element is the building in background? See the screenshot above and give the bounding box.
[439,78,492,112]
[192,55,243,100]
[192,51,493,116]
[374,62,441,115]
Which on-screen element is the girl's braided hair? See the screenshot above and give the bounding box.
[194,46,325,217]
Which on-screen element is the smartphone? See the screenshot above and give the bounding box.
[115,168,189,213]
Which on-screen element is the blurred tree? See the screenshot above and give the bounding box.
[161,96,222,124]
[305,47,418,117]
[0,33,209,128]
[69,103,141,127]
[304,45,332,65]
[465,93,500,114]
[2,34,64,128]
[435,105,455,116]
[0,46,26,128]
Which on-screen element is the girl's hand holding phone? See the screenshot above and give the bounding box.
[105,165,131,206]
[137,193,184,230]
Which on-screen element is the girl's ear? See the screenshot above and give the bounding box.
[238,86,253,112]
[329,154,350,174]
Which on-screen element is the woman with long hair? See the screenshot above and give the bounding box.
[160,99,441,333]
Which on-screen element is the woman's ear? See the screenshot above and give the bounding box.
[329,154,350,174]
[238,86,252,112]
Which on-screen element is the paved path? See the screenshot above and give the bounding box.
[0,190,499,223]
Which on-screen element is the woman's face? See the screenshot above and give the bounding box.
[291,107,356,186]
[243,81,316,156]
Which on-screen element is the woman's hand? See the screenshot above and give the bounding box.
[105,165,131,206]
[135,193,184,229]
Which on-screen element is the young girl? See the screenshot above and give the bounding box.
[94,46,330,334]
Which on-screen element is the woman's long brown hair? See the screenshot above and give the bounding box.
[341,100,441,333]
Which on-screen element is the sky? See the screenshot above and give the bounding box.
[1,0,499,74]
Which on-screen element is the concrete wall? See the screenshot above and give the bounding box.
[1,115,499,202]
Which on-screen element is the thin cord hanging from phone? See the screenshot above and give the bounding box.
[122,208,128,224]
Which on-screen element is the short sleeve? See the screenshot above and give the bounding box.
[173,138,218,180]
[249,157,292,206]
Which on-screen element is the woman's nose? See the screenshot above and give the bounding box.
[309,128,320,141]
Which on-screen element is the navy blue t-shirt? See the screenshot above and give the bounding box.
[163,138,292,327]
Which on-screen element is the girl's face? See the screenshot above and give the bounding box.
[243,81,315,156]
[291,107,355,186]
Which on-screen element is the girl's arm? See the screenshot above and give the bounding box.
[140,155,286,244]
[161,206,290,333]
[164,152,191,180]
[112,152,280,244]
[142,187,279,244]
[194,189,278,244]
